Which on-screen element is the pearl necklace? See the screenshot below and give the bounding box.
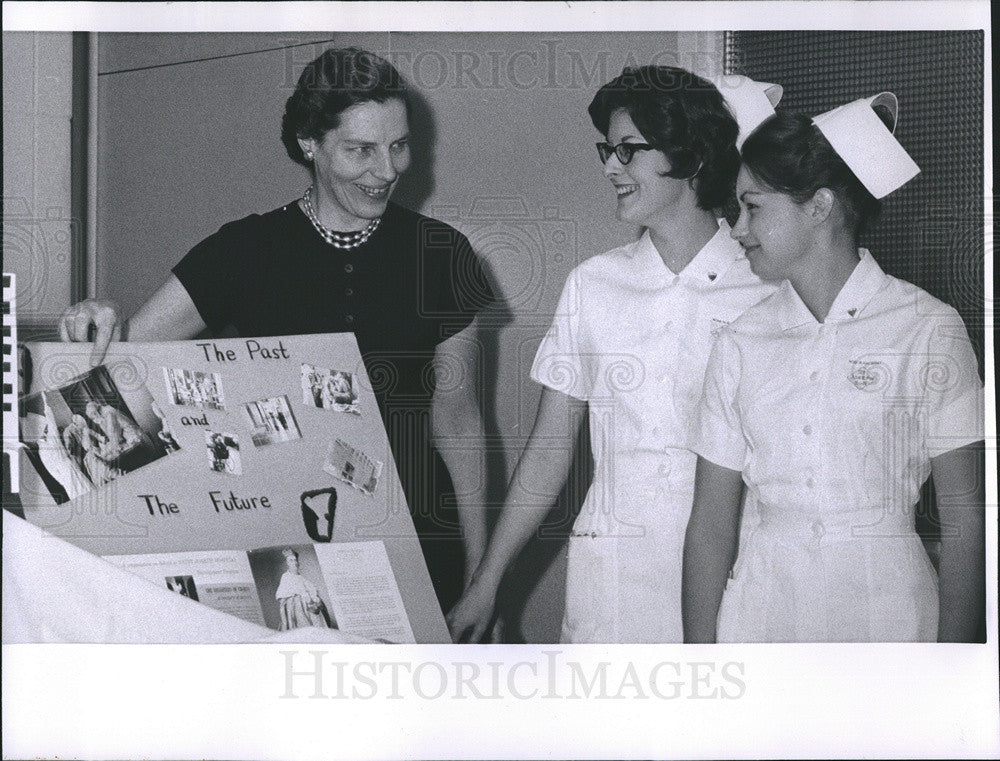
[301,186,381,250]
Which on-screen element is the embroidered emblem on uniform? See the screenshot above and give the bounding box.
[848,359,887,391]
[710,318,730,338]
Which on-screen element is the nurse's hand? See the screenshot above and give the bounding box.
[58,299,124,366]
[446,574,500,643]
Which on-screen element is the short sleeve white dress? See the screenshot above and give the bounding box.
[531,223,774,642]
[693,251,984,642]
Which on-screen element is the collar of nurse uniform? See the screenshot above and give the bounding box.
[775,249,890,330]
[630,221,741,285]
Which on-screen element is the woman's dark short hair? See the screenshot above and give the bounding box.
[740,111,882,237]
[281,47,411,167]
[588,65,741,211]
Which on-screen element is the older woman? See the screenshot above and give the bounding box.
[58,48,494,611]
[448,67,781,643]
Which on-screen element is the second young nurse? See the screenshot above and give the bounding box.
[448,67,781,643]
[682,94,985,643]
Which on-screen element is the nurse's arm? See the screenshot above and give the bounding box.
[58,275,207,366]
[431,324,490,581]
[446,386,586,642]
[682,456,744,644]
[932,440,985,642]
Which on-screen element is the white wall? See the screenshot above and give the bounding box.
[2,31,74,331]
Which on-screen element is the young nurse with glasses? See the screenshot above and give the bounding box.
[448,67,782,643]
[682,94,985,642]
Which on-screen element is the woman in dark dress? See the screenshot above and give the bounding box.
[58,48,494,611]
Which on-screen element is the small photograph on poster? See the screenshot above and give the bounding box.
[165,574,199,601]
[205,431,242,476]
[300,363,360,414]
[247,544,338,631]
[18,364,176,504]
[323,439,383,497]
[299,486,338,543]
[243,395,301,447]
[163,367,226,411]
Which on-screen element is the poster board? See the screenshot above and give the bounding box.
[15,333,449,644]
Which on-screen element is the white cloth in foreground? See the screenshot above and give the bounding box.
[2,510,368,644]
[693,251,983,642]
[531,223,775,642]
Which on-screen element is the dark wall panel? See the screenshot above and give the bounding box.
[727,31,985,373]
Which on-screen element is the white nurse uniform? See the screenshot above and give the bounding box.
[531,222,774,642]
[693,251,984,642]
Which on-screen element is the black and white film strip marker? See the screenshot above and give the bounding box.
[3,273,19,493]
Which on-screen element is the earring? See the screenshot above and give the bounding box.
[304,150,314,161]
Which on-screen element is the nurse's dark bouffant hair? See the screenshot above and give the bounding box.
[281,47,411,167]
[740,111,882,237]
[588,65,740,211]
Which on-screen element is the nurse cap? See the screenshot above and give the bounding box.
[712,74,783,148]
[811,92,920,199]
